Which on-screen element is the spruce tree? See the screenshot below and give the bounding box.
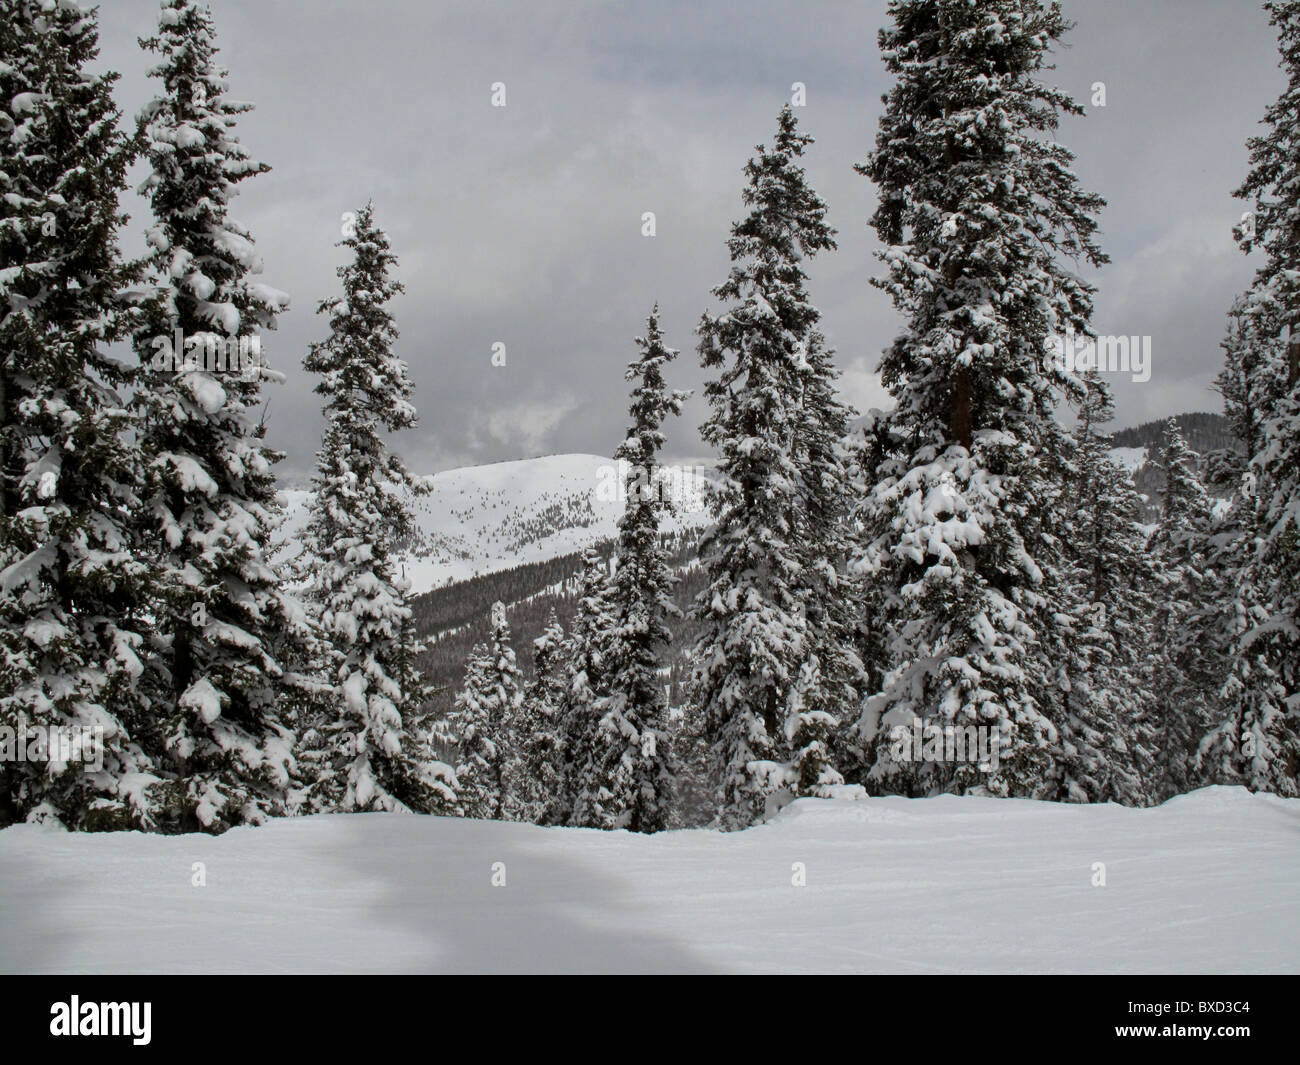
[1202,0,1300,795]
[299,201,452,814]
[518,609,566,824]
[484,602,527,822]
[1200,301,1298,795]
[1147,420,1218,801]
[855,0,1107,798]
[690,106,839,829]
[1054,376,1154,805]
[1214,297,1273,482]
[446,604,524,821]
[128,0,306,831]
[447,644,499,819]
[788,323,863,799]
[573,307,687,832]
[558,548,616,826]
[0,1,157,828]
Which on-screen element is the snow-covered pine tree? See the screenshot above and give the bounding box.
[0,1,159,829]
[484,602,528,821]
[776,157,866,798]
[789,322,864,799]
[517,608,566,824]
[690,106,839,829]
[1146,419,1218,801]
[1199,292,1299,794]
[842,409,896,758]
[1053,375,1154,805]
[1197,502,1294,795]
[298,201,452,815]
[1200,0,1300,796]
[447,643,499,819]
[128,0,307,831]
[854,0,1107,798]
[557,547,616,826]
[572,307,687,832]
[1212,297,1273,488]
[665,699,714,828]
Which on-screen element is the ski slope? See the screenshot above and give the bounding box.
[1,787,1294,974]
[275,453,713,595]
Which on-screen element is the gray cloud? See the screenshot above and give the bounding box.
[93,0,1280,481]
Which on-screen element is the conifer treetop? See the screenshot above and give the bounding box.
[137,0,287,341]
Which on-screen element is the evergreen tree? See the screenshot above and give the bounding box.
[666,701,715,829]
[518,609,566,824]
[1194,303,1283,794]
[1212,297,1273,485]
[1147,420,1218,801]
[299,201,452,814]
[690,106,838,829]
[842,409,896,767]
[854,0,1107,798]
[1198,515,1295,796]
[573,307,687,832]
[0,1,157,828]
[447,643,498,819]
[558,548,616,826]
[786,223,865,796]
[1202,0,1300,795]
[1200,302,1298,795]
[484,602,527,822]
[126,0,309,831]
[788,323,863,799]
[1054,376,1154,805]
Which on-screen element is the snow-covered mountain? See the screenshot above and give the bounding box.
[273,432,1197,601]
[276,454,714,595]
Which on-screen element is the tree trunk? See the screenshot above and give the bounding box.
[952,368,973,449]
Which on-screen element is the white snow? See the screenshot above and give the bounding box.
[0,787,1293,974]
[179,679,223,725]
[11,92,49,115]
[182,371,227,415]
[1109,446,1148,472]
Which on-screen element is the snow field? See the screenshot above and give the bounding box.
[1,787,1294,974]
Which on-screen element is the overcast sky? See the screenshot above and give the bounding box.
[93,0,1281,484]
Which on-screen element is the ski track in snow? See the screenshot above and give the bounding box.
[1,786,1295,974]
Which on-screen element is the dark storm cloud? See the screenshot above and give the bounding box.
[92,0,1280,482]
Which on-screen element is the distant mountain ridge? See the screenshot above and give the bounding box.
[1110,411,1234,455]
[275,453,713,597]
[280,413,1237,713]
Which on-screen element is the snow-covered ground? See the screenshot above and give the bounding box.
[1,786,1294,974]
[275,453,713,595]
